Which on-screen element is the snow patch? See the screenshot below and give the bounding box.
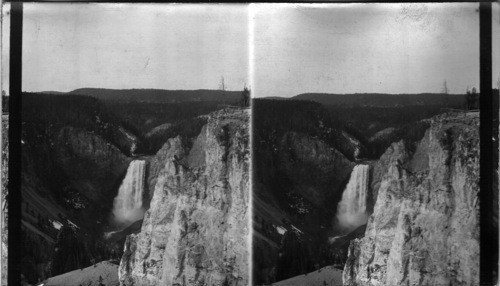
[50,220,63,230]
[275,226,287,235]
[67,220,79,230]
[291,225,303,236]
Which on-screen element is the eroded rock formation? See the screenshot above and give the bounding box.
[119,108,249,286]
[344,113,480,286]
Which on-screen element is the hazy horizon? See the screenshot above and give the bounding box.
[26,87,247,93]
[2,3,499,96]
[4,87,481,96]
[252,3,490,98]
[21,4,249,93]
[1,87,481,97]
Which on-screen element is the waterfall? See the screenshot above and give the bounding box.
[336,164,369,231]
[112,160,146,225]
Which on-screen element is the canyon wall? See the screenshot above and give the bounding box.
[344,113,480,286]
[119,108,249,286]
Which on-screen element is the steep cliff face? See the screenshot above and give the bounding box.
[19,124,133,282]
[344,112,480,286]
[278,131,355,209]
[253,131,355,284]
[55,126,132,204]
[1,115,8,286]
[119,108,249,286]
[22,125,132,212]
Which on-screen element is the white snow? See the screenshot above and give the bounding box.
[291,225,303,235]
[50,220,63,230]
[43,260,119,286]
[272,265,343,286]
[276,226,287,235]
[66,220,79,230]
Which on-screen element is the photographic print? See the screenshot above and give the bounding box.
[1,2,499,286]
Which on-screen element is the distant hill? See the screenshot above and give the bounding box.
[69,88,242,103]
[293,93,466,108]
[259,96,288,100]
[40,91,66,94]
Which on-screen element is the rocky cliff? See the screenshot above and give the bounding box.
[278,132,355,209]
[19,123,133,281]
[1,115,8,286]
[54,126,132,204]
[344,112,480,286]
[119,108,249,286]
[253,130,355,284]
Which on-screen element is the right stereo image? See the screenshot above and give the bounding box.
[251,3,498,286]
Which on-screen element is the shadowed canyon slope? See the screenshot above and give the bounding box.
[252,99,361,284]
[119,108,250,285]
[344,112,480,286]
[20,94,136,281]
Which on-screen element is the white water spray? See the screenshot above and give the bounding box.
[336,164,369,231]
[112,160,146,225]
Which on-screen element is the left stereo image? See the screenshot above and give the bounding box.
[1,3,251,286]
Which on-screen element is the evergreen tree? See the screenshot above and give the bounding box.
[466,87,478,110]
[241,86,250,107]
[51,225,89,276]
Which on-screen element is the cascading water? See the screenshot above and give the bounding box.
[112,160,146,225]
[336,164,369,231]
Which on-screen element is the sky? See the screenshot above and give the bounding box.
[1,3,499,95]
[21,3,249,92]
[252,3,497,98]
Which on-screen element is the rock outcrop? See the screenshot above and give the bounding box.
[253,130,355,285]
[119,108,249,286]
[55,126,132,203]
[1,115,8,286]
[344,112,480,286]
[278,131,355,209]
[19,124,133,282]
